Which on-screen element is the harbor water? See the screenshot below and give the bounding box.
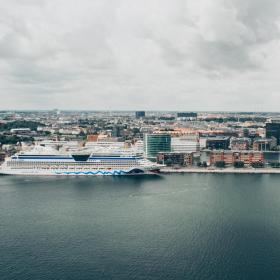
[1,174,280,280]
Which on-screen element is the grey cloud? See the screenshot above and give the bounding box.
[151,0,280,74]
[194,41,258,71]
[0,0,279,110]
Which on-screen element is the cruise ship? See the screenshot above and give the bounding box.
[0,146,161,176]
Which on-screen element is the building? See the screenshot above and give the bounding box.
[199,137,207,149]
[111,125,122,137]
[177,112,197,119]
[199,150,211,165]
[134,140,144,154]
[266,119,280,145]
[135,111,145,119]
[206,137,230,150]
[263,151,280,164]
[210,150,264,165]
[87,134,98,142]
[40,140,80,151]
[0,152,5,162]
[157,152,184,166]
[144,133,171,161]
[230,138,250,150]
[58,128,81,135]
[157,152,193,166]
[85,141,124,150]
[253,138,277,151]
[243,128,250,138]
[10,128,31,135]
[184,153,193,166]
[171,135,200,153]
[247,130,259,141]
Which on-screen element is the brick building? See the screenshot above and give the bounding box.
[230,138,250,150]
[210,150,264,165]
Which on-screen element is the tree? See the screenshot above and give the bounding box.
[165,158,173,166]
[132,128,140,135]
[251,161,264,168]
[271,162,280,168]
[0,121,44,131]
[0,135,34,145]
[202,161,208,167]
[215,161,226,168]
[234,161,244,168]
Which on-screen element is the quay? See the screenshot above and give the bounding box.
[160,167,280,174]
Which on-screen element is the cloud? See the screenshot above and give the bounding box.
[0,0,279,110]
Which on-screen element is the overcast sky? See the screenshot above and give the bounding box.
[0,0,280,111]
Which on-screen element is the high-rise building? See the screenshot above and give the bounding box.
[111,125,122,137]
[266,119,280,145]
[135,111,145,119]
[144,134,171,160]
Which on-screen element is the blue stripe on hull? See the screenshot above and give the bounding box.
[54,170,128,175]
[17,156,139,160]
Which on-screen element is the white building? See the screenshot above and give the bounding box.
[10,128,31,134]
[199,138,207,149]
[38,140,80,151]
[85,141,144,156]
[85,141,125,150]
[171,135,200,153]
[134,140,144,154]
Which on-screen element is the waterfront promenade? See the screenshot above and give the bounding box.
[161,167,280,174]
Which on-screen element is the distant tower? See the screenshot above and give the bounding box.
[177,112,197,119]
[53,108,61,115]
[243,128,249,138]
[135,111,145,119]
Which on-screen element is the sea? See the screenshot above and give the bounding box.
[1,173,280,280]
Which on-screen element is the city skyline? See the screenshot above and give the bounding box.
[1,0,280,111]
[2,2,280,280]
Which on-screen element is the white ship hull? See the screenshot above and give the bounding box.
[1,146,161,176]
[0,167,159,176]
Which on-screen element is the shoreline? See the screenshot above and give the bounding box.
[160,167,280,174]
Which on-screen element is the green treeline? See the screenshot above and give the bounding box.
[204,117,267,123]
[0,121,44,131]
[0,135,34,144]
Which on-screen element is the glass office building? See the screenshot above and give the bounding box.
[266,120,280,145]
[144,134,171,161]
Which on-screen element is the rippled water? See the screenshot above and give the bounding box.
[1,174,280,280]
